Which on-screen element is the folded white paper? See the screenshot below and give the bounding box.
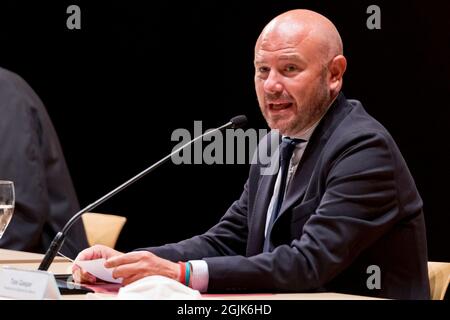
[118,275,201,300]
[75,259,123,284]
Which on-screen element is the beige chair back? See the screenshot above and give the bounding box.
[428,261,450,300]
[81,212,127,248]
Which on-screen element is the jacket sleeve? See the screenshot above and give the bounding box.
[0,74,88,257]
[0,83,49,252]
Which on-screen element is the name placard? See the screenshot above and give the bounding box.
[0,266,61,300]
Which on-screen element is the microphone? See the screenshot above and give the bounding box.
[229,115,247,129]
[38,115,248,271]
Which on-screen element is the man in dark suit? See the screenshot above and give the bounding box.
[0,67,88,257]
[73,9,429,299]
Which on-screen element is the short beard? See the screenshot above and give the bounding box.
[284,73,331,136]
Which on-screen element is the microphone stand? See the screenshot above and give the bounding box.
[38,116,247,271]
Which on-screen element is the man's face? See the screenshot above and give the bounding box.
[254,34,331,136]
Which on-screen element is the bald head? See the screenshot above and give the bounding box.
[256,9,343,64]
[253,9,347,137]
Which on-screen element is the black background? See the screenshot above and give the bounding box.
[0,0,448,261]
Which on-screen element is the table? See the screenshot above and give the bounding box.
[0,249,382,300]
[0,248,67,263]
[0,248,72,274]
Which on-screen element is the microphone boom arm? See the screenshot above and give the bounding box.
[38,117,245,271]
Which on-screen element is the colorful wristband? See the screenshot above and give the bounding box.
[178,262,186,284]
[185,261,191,287]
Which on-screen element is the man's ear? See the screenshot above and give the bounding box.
[328,55,347,94]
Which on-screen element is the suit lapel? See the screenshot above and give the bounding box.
[248,172,277,254]
[277,140,321,215]
[247,132,281,255]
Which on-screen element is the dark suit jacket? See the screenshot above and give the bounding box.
[0,67,88,258]
[142,93,430,299]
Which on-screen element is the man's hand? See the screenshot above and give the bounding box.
[104,251,180,286]
[72,244,123,283]
[72,245,181,286]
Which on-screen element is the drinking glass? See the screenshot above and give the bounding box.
[0,181,15,239]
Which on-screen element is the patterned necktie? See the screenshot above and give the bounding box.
[264,137,305,252]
